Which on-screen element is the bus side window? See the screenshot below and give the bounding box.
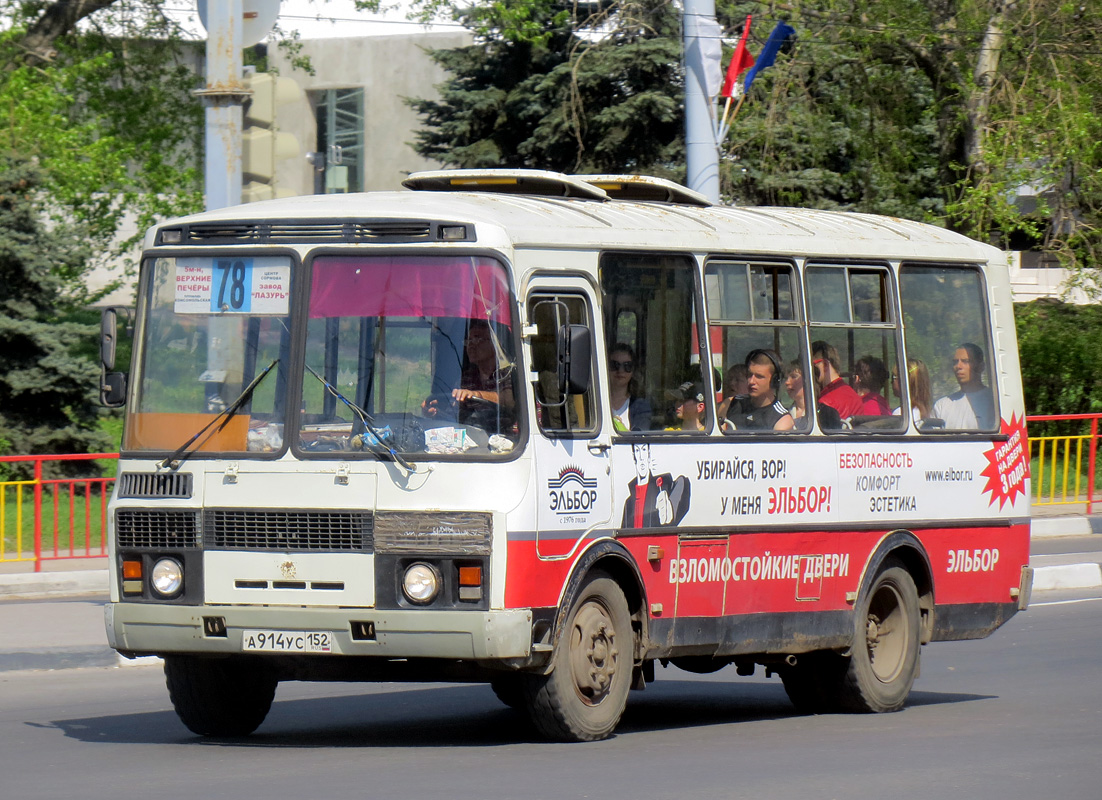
[806,265,906,433]
[600,253,701,432]
[899,265,998,432]
[705,260,808,435]
[528,293,597,436]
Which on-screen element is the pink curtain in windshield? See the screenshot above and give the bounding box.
[309,256,512,325]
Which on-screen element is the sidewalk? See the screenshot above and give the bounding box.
[0,504,1098,674]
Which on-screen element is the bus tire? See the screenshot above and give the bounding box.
[780,652,847,714]
[839,560,921,713]
[489,675,526,710]
[164,655,277,737]
[524,571,632,742]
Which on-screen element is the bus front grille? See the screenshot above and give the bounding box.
[205,509,374,552]
[117,472,193,499]
[116,510,201,549]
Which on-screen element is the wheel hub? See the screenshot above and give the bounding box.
[569,602,619,705]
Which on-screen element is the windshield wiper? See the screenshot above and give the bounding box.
[160,359,279,469]
[302,363,415,472]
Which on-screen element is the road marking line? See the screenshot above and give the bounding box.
[1030,597,1102,607]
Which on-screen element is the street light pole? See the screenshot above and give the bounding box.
[197,0,246,211]
[683,0,720,204]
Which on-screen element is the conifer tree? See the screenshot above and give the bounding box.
[0,157,108,472]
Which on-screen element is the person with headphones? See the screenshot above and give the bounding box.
[724,349,794,431]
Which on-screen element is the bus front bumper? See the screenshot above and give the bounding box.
[105,602,534,661]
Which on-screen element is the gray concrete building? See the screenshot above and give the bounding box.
[265,31,472,196]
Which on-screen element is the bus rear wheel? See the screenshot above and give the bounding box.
[840,560,921,712]
[524,571,633,742]
[165,655,277,737]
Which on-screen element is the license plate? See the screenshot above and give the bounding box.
[241,629,333,653]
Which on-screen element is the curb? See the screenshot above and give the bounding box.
[0,570,108,600]
[0,650,162,674]
[1032,563,1102,591]
[1031,516,1102,537]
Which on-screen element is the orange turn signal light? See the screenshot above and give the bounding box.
[122,560,143,580]
[458,566,482,586]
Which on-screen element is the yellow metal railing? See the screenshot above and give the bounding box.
[0,478,36,563]
[1027,414,1100,513]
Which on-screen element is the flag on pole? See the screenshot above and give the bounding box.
[743,20,796,92]
[720,15,755,98]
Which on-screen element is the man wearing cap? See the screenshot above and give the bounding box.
[665,381,707,431]
[725,350,794,431]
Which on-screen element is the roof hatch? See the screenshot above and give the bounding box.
[574,174,712,206]
[403,169,609,201]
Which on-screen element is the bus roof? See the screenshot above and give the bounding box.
[148,173,999,264]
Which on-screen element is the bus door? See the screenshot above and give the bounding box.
[526,280,612,559]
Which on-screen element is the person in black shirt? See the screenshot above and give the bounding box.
[725,349,794,431]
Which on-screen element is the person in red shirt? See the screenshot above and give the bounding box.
[812,340,863,421]
[852,355,892,416]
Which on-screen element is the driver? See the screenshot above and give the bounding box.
[424,319,515,424]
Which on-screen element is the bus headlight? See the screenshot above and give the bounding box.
[150,557,184,598]
[402,563,440,604]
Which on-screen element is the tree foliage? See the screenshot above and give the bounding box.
[0,156,109,469]
[409,0,687,177]
[1014,300,1102,432]
[0,1,205,303]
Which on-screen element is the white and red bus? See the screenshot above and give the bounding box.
[101,170,1032,741]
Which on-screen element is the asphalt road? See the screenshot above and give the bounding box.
[2,586,1099,800]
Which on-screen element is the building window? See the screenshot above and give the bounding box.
[314,88,364,193]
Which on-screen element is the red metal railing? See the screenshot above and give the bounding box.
[0,453,118,572]
[1026,413,1101,514]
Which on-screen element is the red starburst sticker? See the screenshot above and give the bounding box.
[980,414,1029,509]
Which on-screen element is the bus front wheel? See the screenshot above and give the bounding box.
[164,655,277,737]
[524,571,633,742]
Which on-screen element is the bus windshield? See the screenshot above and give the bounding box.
[125,255,294,454]
[297,254,520,458]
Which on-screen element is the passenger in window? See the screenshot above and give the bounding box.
[608,343,652,432]
[933,343,996,429]
[812,340,863,420]
[852,355,892,415]
[784,360,842,431]
[716,364,749,421]
[892,358,933,423]
[665,382,707,431]
[725,349,794,431]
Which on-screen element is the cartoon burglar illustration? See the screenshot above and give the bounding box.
[622,442,691,528]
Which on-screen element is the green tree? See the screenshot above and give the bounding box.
[0,1,205,302]
[409,0,687,177]
[0,157,110,472]
[1014,299,1102,421]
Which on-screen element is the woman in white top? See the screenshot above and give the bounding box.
[608,343,652,432]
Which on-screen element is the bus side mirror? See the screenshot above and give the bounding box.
[100,307,131,408]
[101,371,127,408]
[101,308,118,370]
[557,324,592,395]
